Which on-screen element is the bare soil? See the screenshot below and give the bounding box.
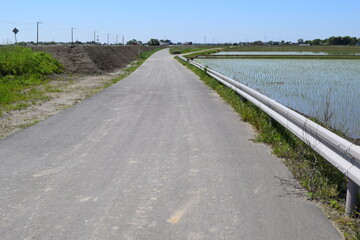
[31,45,157,73]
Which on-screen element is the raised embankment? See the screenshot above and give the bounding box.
[31,45,159,73]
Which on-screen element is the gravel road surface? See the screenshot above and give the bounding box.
[0,49,341,239]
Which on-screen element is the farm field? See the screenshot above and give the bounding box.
[225,45,360,53]
[195,57,360,139]
[213,51,360,55]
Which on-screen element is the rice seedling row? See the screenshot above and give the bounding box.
[195,58,360,138]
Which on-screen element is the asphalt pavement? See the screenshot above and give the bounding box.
[0,49,341,239]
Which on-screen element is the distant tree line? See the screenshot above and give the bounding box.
[300,36,360,45]
[10,38,175,46]
[14,41,104,46]
[8,36,359,47]
[125,38,173,46]
[232,36,360,46]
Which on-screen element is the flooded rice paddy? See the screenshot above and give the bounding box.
[195,58,360,138]
[212,51,360,56]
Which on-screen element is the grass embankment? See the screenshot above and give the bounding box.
[169,45,225,54]
[0,46,63,116]
[183,49,223,58]
[101,48,162,89]
[176,57,360,239]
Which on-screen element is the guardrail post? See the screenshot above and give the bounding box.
[345,178,359,215]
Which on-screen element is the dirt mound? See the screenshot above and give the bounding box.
[31,45,158,73]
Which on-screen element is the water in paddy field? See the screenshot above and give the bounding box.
[212,51,360,56]
[196,58,360,139]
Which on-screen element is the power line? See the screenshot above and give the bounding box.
[42,23,67,32]
[76,28,93,34]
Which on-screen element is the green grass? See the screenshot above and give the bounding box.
[0,46,63,115]
[83,48,163,97]
[0,46,63,76]
[184,49,223,58]
[169,45,225,54]
[139,48,162,59]
[117,48,162,78]
[176,56,360,239]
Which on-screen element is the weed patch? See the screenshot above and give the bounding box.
[0,46,63,115]
[169,46,224,54]
[111,48,162,83]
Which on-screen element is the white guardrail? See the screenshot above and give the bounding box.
[178,55,360,215]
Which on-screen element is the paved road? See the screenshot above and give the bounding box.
[0,49,341,239]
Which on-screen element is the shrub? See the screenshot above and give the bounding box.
[0,46,63,76]
[0,46,63,109]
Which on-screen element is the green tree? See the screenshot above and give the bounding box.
[126,39,138,45]
[311,39,322,45]
[148,38,160,46]
[253,40,263,45]
[350,37,358,45]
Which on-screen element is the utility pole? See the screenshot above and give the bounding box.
[122,35,124,45]
[71,28,76,44]
[36,22,43,45]
[94,31,97,43]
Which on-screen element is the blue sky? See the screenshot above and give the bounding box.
[1,0,359,44]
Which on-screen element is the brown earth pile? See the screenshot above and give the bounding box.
[31,45,159,73]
